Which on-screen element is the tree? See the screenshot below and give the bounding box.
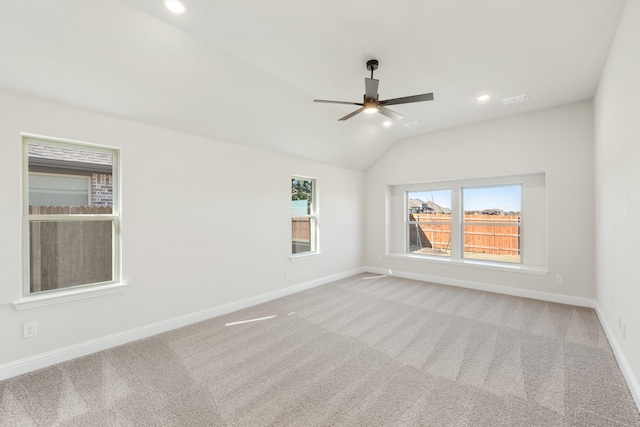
[291,179,312,201]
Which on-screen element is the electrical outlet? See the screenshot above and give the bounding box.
[555,275,564,284]
[23,322,37,338]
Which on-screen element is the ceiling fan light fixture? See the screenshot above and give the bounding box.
[363,100,378,114]
[164,0,187,14]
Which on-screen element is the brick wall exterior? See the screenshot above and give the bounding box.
[91,173,114,207]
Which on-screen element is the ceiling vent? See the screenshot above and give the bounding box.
[404,121,423,128]
[502,94,529,105]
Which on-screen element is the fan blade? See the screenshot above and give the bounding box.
[338,108,363,121]
[379,93,434,106]
[314,99,363,106]
[378,106,404,121]
[365,78,379,100]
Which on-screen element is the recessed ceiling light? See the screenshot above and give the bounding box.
[382,121,392,127]
[477,94,491,102]
[164,0,187,14]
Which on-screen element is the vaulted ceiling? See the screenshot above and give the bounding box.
[0,0,627,170]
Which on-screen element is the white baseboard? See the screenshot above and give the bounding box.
[594,304,640,411]
[364,266,596,308]
[0,267,365,381]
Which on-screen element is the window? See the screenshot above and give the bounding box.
[462,185,522,263]
[291,177,317,255]
[390,173,545,270]
[404,185,522,264]
[29,173,90,207]
[407,189,452,257]
[23,136,120,295]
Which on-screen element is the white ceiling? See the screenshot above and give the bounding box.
[0,0,627,170]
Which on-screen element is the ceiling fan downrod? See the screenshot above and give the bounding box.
[366,59,379,79]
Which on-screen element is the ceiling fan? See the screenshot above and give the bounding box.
[313,59,434,121]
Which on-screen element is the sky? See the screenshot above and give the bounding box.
[409,185,521,212]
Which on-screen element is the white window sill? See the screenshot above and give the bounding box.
[289,252,322,261]
[386,253,547,276]
[13,282,127,311]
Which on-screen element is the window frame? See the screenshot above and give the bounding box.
[291,176,318,257]
[21,134,122,298]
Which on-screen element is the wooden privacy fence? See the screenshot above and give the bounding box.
[409,216,451,252]
[292,218,311,242]
[409,213,521,255]
[291,217,311,253]
[29,206,112,293]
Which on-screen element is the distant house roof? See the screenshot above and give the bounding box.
[409,198,451,214]
[481,208,506,215]
[425,200,451,214]
[464,209,508,215]
[409,198,425,209]
[27,142,113,175]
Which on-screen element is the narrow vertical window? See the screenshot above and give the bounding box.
[462,185,522,263]
[407,190,452,257]
[291,177,317,255]
[23,136,120,295]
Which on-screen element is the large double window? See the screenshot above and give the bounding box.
[22,136,120,295]
[407,185,521,264]
[392,173,545,269]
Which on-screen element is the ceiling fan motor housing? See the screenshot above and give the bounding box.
[363,97,379,113]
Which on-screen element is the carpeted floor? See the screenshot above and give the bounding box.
[1,274,639,426]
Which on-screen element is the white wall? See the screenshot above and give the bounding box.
[365,101,595,299]
[594,0,640,400]
[0,91,364,367]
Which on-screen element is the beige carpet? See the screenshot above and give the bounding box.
[1,274,639,426]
